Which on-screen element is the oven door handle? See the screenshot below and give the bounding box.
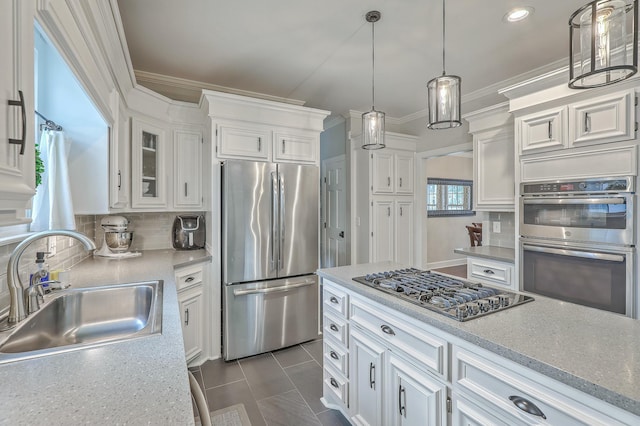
[233,279,316,296]
[522,244,625,262]
[522,197,626,205]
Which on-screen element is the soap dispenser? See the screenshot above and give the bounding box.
[30,251,50,289]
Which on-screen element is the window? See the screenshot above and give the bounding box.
[427,178,474,217]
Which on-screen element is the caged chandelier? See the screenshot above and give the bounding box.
[569,0,638,89]
[362,11,386,150]
[427,0,462,129]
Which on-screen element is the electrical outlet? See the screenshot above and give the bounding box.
[492,221,501,233]
[48,237,57,257]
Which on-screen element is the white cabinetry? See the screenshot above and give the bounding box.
[109,91,130,209]
[371,150,414,194]
[466,256,514,290]
[322,284,350,411]
[203,90,329,166]
[131,117,167,208]
[395,154,414,194]
[395,200,414,263]
[0,0,35,225]
[175,263,208,365]
[465,103,515,212]
[173,128,203,209]
[371,199,414,263]
[350,327,384,426]
[516,89,635,156]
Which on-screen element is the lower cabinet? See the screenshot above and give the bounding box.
[175,262,207,365]
[466,256,514,290]
[350,327,384,425]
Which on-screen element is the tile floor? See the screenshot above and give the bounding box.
[189,339,351,426]
[432,264,467,278]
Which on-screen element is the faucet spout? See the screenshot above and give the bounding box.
[6,230,96,324]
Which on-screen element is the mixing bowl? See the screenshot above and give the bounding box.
[104,231,133,253]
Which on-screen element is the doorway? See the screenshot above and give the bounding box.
[321,154,347,268]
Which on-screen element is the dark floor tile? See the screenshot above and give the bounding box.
[205,380,266,426]
[285,360,324,414]
[273,344,313,368]
[317,409,351,426]
[239,353,295,400]
[257,390,321,426]
[302,339,323,365]
[200,358,244,389]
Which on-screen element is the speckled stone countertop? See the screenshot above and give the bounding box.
[453,245,515,263]
[318,261,640,417]
[0,249,211,426]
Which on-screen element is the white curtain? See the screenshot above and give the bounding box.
[30,130,76,231]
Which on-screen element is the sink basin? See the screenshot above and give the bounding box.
[0,281,163,364]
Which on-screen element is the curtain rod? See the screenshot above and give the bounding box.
[35,110,63,131]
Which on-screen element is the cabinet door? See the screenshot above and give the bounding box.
[387,352,448,426]
[350,327,385,426]
[131,118,167,208]
[569,89,635,147]
[395,201,413,264]
[517,106,567,154]
[0,0,35,224]
[395,154,414,194]
[474,127,514,211]
[109,91,129,209]
[273,131,317,164]
[179,286,204,363]
[372,199,394,262]
[371,152,394,194]
[218,124,270,161]
[174,129,202,209]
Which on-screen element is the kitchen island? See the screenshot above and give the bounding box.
[318,262,640,424]
[0,249,211,425]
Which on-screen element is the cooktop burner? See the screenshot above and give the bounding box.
[352,268,533,321]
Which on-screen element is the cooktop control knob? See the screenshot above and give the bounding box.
[498,294,510,307]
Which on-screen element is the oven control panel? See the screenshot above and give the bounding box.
[522,177,632,195]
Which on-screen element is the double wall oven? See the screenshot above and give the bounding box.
[520,177,635,317]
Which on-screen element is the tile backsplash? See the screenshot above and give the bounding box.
[484,212,515,248]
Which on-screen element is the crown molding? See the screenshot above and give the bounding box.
[324,115,345,130]
[135,70,307,107]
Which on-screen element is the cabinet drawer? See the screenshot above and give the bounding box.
[218,124,270,161]
[323,283,348,318]
[175,264,204,291]
[453,346,629,426]
[324,364,348,406]
[323,312,348,346]
[467,258,513,288]
[273,131,317,163]
[323,339,348,377]
[350,298,447,377]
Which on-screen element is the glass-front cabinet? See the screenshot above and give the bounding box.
[131,118,167,208]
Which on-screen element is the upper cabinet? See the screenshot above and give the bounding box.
[201,90,330,166]
[0,1,35,225]
[174,128,203,209]
[131,117,167,209]
[371,150,415,195]
[109,91,130,209]
[465,103,515,212]
[516,89,636,155]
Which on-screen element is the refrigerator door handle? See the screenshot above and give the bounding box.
[271,171,278,271]
[279,174,285,271]
[233,279,316,296]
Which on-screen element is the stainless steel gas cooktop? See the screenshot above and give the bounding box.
[352,268,533,321]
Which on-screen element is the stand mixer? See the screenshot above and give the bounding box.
[94,216,141,258]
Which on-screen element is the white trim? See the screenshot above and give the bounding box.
[416,142,473,160]
[427,259,467,270]
[324,115,345,130]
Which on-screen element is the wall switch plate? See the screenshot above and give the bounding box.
[48,237,57,257]
[492,221,501,233]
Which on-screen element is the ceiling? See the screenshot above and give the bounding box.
[116,0,590,119]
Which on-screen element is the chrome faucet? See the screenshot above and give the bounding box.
[6,230,96,325]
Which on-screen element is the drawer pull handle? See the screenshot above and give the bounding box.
[369,362,376,389]
[381,324,395,335]
[387,176,391,187]
[509,396,546,419]
[330,324,339,332]
[329,296,339,304]
[8,90,26,154]
[185,277,195,283]
[184,308,189,326]
[399,385,406,417]
[547,120,552,140]
[483,269,495,275]
[330,351,339,360]
[330,378,339,388]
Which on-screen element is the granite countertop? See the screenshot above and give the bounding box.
[0,249,211,426]
[453,245,515,263]
[318,261,640,417]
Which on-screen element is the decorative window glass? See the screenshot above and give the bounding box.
[426,178,474,217]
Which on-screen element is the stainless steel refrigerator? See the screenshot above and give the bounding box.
[222,160,319,360]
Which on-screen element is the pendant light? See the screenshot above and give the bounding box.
[427,0,462,129]
[362,11,386,150]
[569,0,638,89]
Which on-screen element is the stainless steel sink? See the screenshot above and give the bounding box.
[0,281,163,364]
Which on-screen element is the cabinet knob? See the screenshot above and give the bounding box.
[483,269,495,275]
[330,378,339,388]
[381,324,395,335]
[185,276,195,283]
[330,323,339,332]
[330,351,339,360]
[329,296,339,304]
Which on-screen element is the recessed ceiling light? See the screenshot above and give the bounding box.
[503,7,534,23]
